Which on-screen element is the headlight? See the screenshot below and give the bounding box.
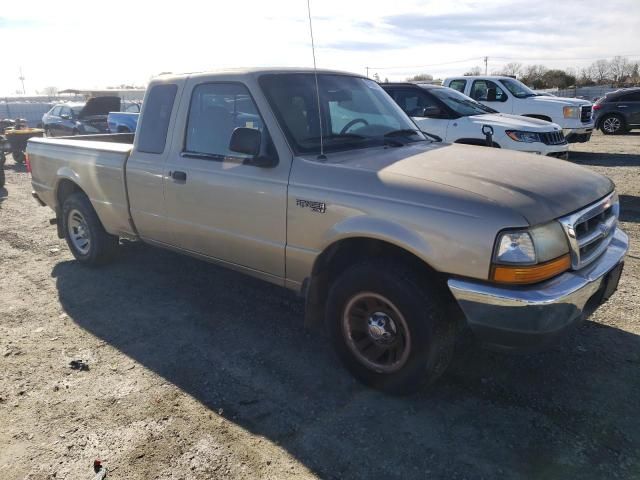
[495,231,536,264]
[491,222,570,284]
[505,130,542,143]
[563,106,579,118]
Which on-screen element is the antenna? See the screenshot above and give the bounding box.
[306,0,325,159]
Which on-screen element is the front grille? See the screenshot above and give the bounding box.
[559,192,619,270]
[540,131,567,145]
[581,105,592,123]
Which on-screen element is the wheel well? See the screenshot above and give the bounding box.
[55,179,84,238]
[304,237,443,328]
[522,114,553,123]
[454,138,501,148]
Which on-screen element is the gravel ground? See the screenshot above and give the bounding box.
[1,132,639,480]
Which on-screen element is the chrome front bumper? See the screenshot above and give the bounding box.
[447,228,628,350]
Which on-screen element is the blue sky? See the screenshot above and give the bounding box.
[1,0,639,95]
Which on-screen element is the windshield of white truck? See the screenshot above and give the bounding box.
[429,88,497,116]
[499,78,537,98]
[260,74,427,154]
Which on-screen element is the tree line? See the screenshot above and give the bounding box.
[405,56,640,89]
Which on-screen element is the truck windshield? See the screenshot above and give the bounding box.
[429,88,497,116]
[499,79,537,98]
[260,73,427,154]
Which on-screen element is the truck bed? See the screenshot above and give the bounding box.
[28,134,136,238]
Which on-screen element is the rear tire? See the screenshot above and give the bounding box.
[600,114,626,135]
[0,154,5,188]
[62,192,118,266]
[327,261,456,395]
[12,151,25,164]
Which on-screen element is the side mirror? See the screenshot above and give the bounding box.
[229,127,261,156]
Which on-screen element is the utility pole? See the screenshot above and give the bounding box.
[18,67,26,94]
[366,66,370,78]
[484,57,488,75]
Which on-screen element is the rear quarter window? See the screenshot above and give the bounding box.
[448,79,467,93]
[137,84,178,154]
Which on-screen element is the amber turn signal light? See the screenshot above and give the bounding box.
[491,254,571,285]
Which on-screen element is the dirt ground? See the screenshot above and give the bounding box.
[1,132,639,480]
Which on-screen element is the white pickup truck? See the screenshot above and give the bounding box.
[382,83,569,158]
[443,76,594,143]
[27,68,627,394]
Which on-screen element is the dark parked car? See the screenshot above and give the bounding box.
[42,96,121,137]
[593,88,640,134]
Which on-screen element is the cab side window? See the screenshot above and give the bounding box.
[470,80,507,102]
[449,79,466,93]
[392,89,442,117]
[137,83,178,154]
[185,83,265,160]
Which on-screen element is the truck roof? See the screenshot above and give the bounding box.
[444,75,518,81]
[152,67,364,82]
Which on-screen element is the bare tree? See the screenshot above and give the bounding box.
[520,64,548,88]
[406,73,433,82]
[591,59,611,84]
[463,66,482,76]
[43,86,59,97]
[501,62,523,77]
[609,56,632,84]
[373,73,381,82]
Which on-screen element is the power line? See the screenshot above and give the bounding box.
[493,53,640,61]
[367,57,482,70]
[367,53,640,73]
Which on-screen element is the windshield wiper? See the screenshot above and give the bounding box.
[384,129,420,138]
[302,133,366,142]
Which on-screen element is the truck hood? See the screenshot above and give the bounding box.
[322,143,613,225]
[528,95,591,107]
[467,113,561,132]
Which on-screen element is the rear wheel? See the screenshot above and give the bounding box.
[62,192,118,265]
[327,261,456,395]
[600,114,626,135]
[12,150,25,164]
[0,153,5,188]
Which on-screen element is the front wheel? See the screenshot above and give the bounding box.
[62,192,119,265]
[327,261,456,395]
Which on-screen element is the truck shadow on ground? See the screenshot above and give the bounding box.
[570,151,640,167]
[52,242,640,479]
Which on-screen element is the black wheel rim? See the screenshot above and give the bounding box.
[342,292,411,373]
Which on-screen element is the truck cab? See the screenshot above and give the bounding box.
[443,76,594,143]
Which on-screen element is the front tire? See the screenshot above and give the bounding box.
[600,114,626,135]
[327,261,456,395]
[62,192,118,265]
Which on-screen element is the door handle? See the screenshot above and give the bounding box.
[169,170,187,181]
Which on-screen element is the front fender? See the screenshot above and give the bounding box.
[323,216,434,266]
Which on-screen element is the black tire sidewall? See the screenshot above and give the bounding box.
[61,192,116,265]
[327,262,452,394]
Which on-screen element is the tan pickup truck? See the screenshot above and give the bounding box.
[27,68,628,394]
